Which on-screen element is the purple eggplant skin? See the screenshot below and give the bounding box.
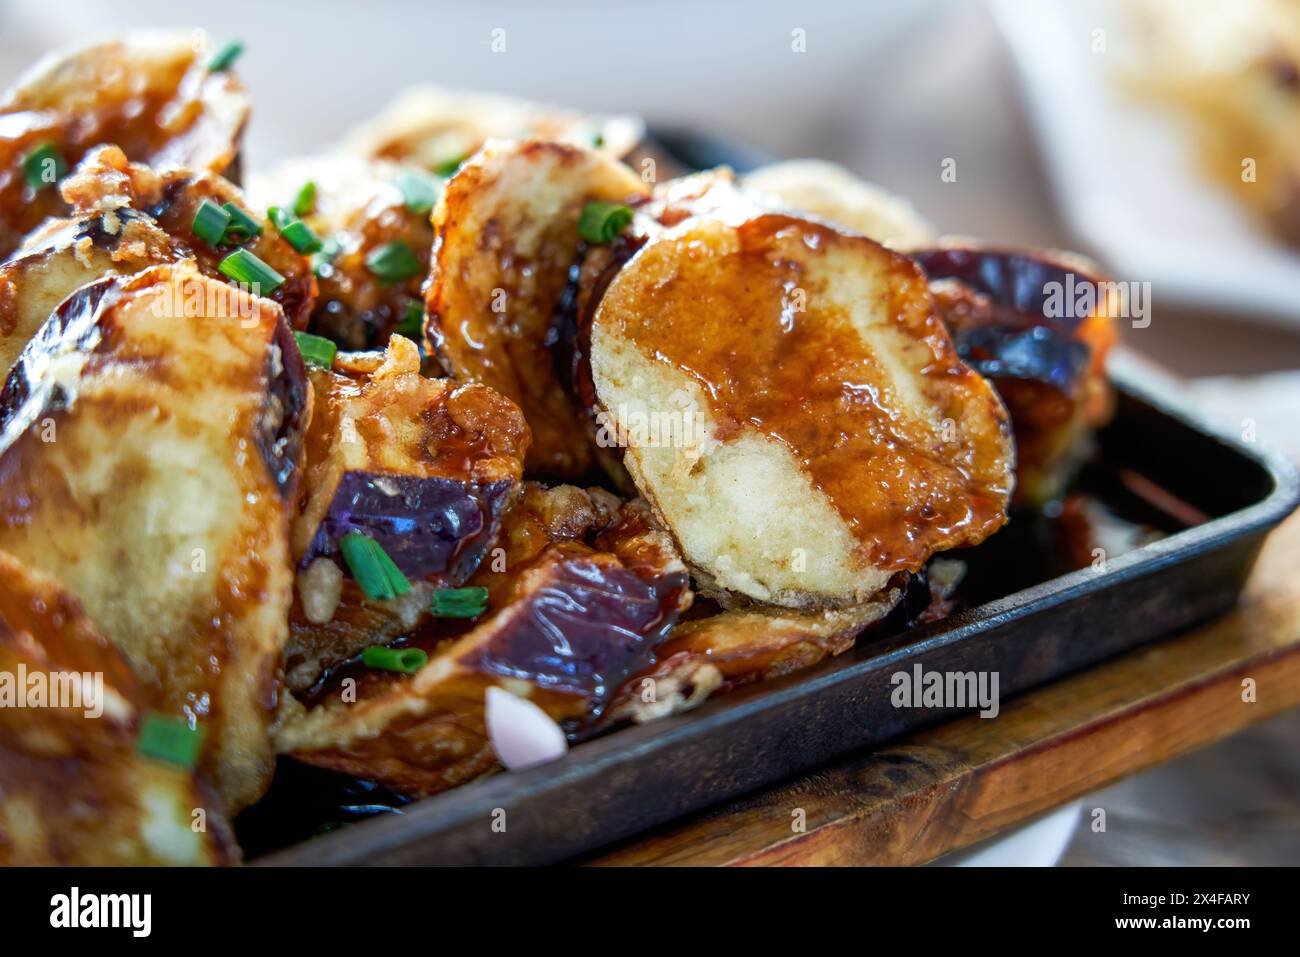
[302,471,516,585]
[464,550,690,703]
[914,245,1110,397]
[913,247,1096,334]
[955,324,1090,395]
[0,277,122,433]
[2,274,309,496]
[915,246,1118,508]
[258,316,310,493]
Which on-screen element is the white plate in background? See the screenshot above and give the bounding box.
[990,0,1300,328]
[934,801,1084,867]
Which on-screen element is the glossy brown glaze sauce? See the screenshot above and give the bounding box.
[601,214,1012,572]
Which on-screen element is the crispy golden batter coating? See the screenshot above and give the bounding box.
[0,25,1131,859]
[426,140,649,477]
[59,145,317,328]
[0,213,183,380]
[0,263,308,811]
[0,551,237,865]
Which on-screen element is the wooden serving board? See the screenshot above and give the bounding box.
[586,508,1300,866]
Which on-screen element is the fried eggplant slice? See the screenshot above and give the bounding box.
[0,263,309,811]
[285,335,530,691]
[426,140,650,477]
[742,159,936,250]
[344,86,644,167]
[558,169,765,492]
[916,245,1117,506]
[0,550,237,865]
[638,167,757,230]
[289,479,612,692]
[607,593,902,724]
[0,145,315,378]
[277,490,689,797]
[0,211,184,380]
[606,556,968,723]
[0,30,249,259]
[250,153,432,349]
[589,212,1015,608]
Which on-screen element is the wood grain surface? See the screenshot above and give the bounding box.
[587,508,1300,866]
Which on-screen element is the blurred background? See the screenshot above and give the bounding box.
[3,0,1298,375]
[2,0,1296,864]
[0,0,1070,248]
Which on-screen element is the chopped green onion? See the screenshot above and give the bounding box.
[280,220,322,254]
[22,142,67,191]
[293,331,337,370]
[395,299,424,339]
[267,205,291,230]
[365,241,422,284]
[395,169,441,216]
[220,202,263,243]
[339,532,412,602]
[192,199,231,246]
[207,40,244,72]
[431,586,489,619]
[137,712,204,768]
[267,207,323,254]
[361,645,428,674]
[592,132,605,148]
[292,180,317,217]
[578,201,633,245]
[433,153,469,177]
[218,248,285,294]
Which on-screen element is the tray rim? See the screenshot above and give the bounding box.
[256,358,1300,865]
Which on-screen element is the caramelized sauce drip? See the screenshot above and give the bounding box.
[605,215,1012,572]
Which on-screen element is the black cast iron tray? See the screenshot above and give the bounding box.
[253,137,1300,867]
[254,365,1298,865]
